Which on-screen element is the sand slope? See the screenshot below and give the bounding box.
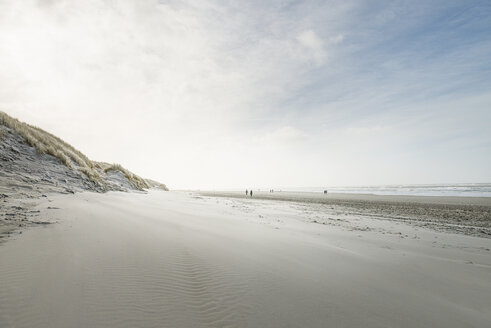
[1,191,490,327]
[0,113,167,238]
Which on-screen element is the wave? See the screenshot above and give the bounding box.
[282,183,491,197]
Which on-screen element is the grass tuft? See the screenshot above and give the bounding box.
[145,179,169,191]
[103,163,150,190]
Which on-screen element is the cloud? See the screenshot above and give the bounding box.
[296,29,327,65]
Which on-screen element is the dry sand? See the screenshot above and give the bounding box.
[1,190,490,327]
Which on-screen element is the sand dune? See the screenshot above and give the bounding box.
[0,111,167,193]
[0,111,167,238]
[1,191,490,327]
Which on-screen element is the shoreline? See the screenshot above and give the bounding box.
[199,191,491,238]
[198,190,491,205]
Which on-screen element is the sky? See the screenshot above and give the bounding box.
[0,0,490,190]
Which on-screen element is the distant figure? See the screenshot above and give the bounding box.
[246,189,248,196]
[250,190,253,197]
[324,190,327,194]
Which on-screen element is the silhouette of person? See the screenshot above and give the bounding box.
[246,189,248,196]
[250,190,253,197]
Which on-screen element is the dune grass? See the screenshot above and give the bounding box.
[0,111,96,174]
[103,163,150,190]
[145,179,169,191]
[0,111,154,191]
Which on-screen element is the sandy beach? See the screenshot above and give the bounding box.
[1,190,490,327]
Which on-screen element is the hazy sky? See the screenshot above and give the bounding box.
[1,0,490,189]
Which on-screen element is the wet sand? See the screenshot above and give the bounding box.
[1,191,490,327]
[201,191,491,237]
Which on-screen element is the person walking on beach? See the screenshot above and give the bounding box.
[245,189,248,196]
[250,190,253,197]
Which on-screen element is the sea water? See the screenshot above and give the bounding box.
[283,183,491,197]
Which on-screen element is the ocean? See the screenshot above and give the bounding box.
[281,183,491,197]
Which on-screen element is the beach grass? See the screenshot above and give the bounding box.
[0,111,152,191]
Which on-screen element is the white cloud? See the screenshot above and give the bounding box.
[296,29,326,65]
